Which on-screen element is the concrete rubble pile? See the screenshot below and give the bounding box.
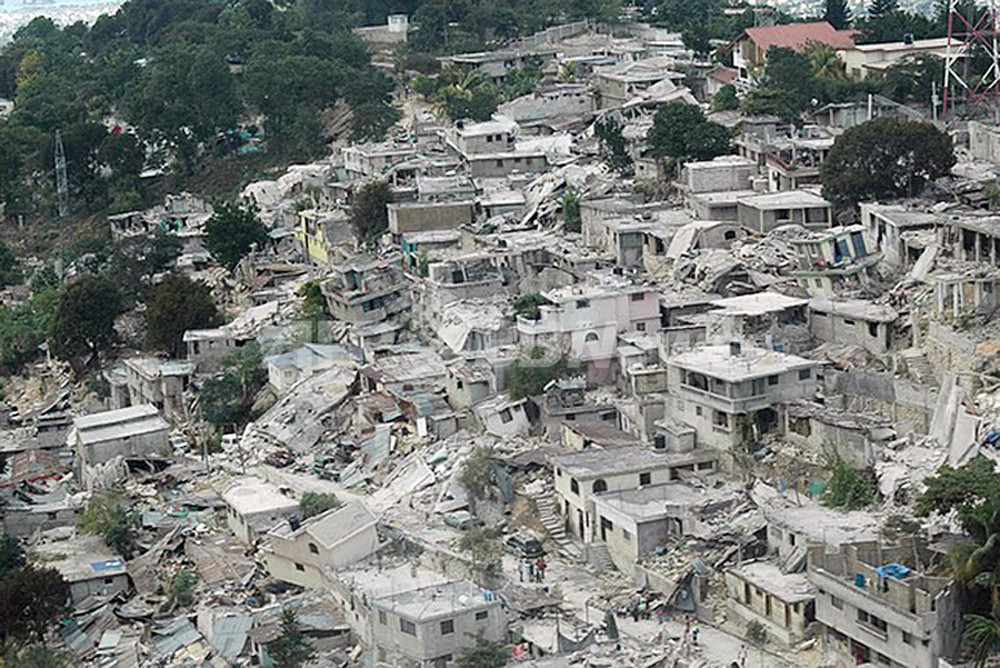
[11,16,1000,668]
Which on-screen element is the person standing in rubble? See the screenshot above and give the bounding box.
[535,556,547,582]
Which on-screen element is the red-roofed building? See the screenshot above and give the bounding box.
[734,21,857,83]
[705,65,739,97]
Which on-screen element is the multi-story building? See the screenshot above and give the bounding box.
[222,478,300,545]
[371,581,506,667]
[515,275,660,383]
[736,190,833,235]
[665,343,821,452]
[321,254,411,326]
[263,501,380,589]
[807,540,961,668]
[119,357,195,424]
[791,225,881,297]
[552,445,719,542]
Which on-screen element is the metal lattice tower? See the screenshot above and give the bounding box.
[943,0,1000,120]
[54,130,68,218]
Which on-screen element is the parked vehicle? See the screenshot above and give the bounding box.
[445,510,476,530]
[505,534,544,558]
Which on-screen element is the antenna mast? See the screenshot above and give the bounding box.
[943,0,1000,121]
[55,130,68,218]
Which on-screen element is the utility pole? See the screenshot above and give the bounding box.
[54,130,68,218]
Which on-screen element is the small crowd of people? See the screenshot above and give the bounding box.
[519,556,548,583]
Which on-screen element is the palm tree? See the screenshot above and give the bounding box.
[808,44,846,80]
[963,613,1000,667]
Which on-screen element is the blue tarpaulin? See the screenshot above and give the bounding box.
[876,563,911,580]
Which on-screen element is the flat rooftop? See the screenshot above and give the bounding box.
[73,405,169,445]
[685,155,757,171]
[372,580,496,622]
[763,502,880,547]
[737,190,830,210]
[552,445,717,479]
[456,118,518,137]
[689,190,757,205]
[729,561,815,603]
[809,297,898,322]
[545,277,646,302]
[709,292,808,316]
[864,203,942,229]
[271,501,376,549]
[853,36,949,52]
[668,345,818,382]
[223,478,299,516]
[124,357,196,378]
[955,215,1000,237]
[593,480,740,521]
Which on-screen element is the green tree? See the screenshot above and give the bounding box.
[761,47,817,115]
[350,180,393,245]
[48,275,123,372]
[126,44,240,172]
[877,54,943,104]
[199,342,266,431]
[825,0,853,29]
[199,372,245,430]
[204,201,269,270]
[594,117,633,175]
[513,293,549,320]
[824,456,876,510]
[0,533,25,579]
[808,44,846,81]
[458,528,503,583]
[647,102,731,164]
[459,446,497,503]
[855,8,940,44]
[269,609,316,668]
[741,88,808,123]
[917,458,1000,660]
[0,565,70,644]
[562,190,582,232]
[300,492,341,519]
[169,570,197,608]
[110,232,183,305]
[821,117,955,208]
[145,275,218,357]
[712,84,739,111]
[78,491,138,558]
[869,0,899,18]
[4,644,72,668]
[456,629,509,667]
[508,348,571,400]
[242,51,339,156]
[0,240,21,287]
[299,279,328,343]
[0,287,60,372]
[962,613,1000,667]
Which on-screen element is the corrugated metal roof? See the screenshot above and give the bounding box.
[151,617,202,657]
[208,613,252,660]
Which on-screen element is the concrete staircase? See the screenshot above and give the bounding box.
[901,348,936,386]
[586,541,615,571]
[534,494,582,560]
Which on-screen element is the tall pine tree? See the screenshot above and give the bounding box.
[825,0,853,29]
[869,0,900,18]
